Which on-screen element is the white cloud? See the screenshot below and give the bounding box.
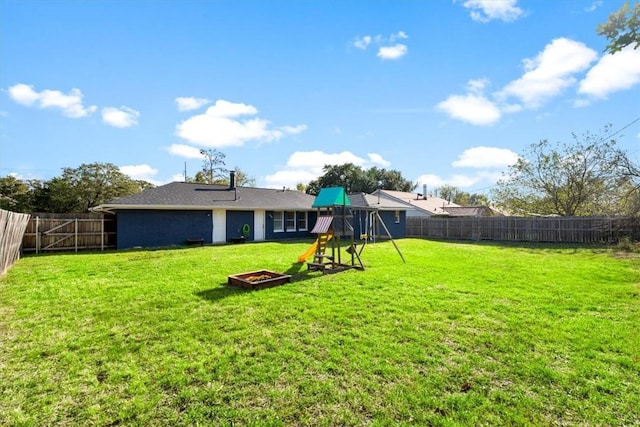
[377,44,408,60]
[416,146,518,191]
[499,38,597,108]
[452,146,519,169]
[7,83,97,118]
[175,99,306,148]
[167,143,203,159]
[286,150,368,170]
[264,169,319,189]
[353,35,372,50]
[175,96,210,111]
[102,106,140,128]
[171,173,188,182]
[461,0,525,23]
[578,46,640,99]
[415,173,483,189]
[368,153,391,167]
[280,124,308,134]
[206,99,258,117]
[264,150,391,189]
[437,93,501,126]
[585,1,602,12]
[119,164,158,182]
[8,84,40,105]
[352,31,409,60]
[390,31,408,41]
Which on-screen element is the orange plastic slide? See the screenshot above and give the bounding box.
[297,239,319,262]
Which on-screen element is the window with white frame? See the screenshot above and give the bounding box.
[297,212,308,231]
[395,210,401,224]
[285,211,296,231]
[273,211,284,232]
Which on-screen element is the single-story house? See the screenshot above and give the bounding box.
[92,179,318,249]
[348,192,408,239]
[370,189,459,217]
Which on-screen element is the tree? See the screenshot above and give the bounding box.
[199,149,228,184]
[1,163,153,213]
[34,163,153,212]
[597,1,640,54]
[0,175,33,212]
[491,127,628,216]
[231,167,256,187]
[305,163,415,195]
[435,185,489,205]
[435,185,459,203]
[617,155,640,216]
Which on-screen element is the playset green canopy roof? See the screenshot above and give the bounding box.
[311,187,351,208]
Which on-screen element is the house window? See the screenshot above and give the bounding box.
[395,210,401,224]
[285,211,296,232]
[297,212,308,231]
[273,211,284,232]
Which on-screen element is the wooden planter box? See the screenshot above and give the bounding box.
[228,270,291,289]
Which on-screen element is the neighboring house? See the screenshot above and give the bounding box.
[440,206,503,217]
[348,192,408,239]
[370,189,459,217]
[91,179,317,249]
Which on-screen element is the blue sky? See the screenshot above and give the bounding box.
[1,0,639,195]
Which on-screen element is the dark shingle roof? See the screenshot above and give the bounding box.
[92,182,316,212]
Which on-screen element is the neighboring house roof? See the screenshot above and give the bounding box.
[440,206,503,217]
[348,193,411,211]
[312,187,351,208]
[91,182,317,213]
[371,189,459,215]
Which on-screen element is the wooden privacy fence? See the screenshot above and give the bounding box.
[406,216,640,244]
[22,213,116,253]
[1,208,31,275]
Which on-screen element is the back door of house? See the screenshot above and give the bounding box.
[226,210,254,242]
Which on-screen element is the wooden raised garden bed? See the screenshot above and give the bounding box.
[228,270,291,289]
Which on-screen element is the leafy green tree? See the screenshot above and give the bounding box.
[597,1,640,54]
[435,185,489,205]
[435,185,459,203]
[306,163,414,195]
[0,175,33,212]
[616,155,640,216]
[36,163,152,212]
[491,127,628,216]
[436,185,489,206]
[230,168,256,187]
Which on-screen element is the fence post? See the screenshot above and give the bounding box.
[101,217,104,251]
[36,216,39,255]
[75,218,78,253]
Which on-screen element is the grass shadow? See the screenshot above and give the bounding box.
[195,285,251,302]
[196,262,322,302]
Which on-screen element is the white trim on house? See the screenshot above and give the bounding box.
[254,210,266,241]
[212,209,226,243]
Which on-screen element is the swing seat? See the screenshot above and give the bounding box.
[360,234,368,240]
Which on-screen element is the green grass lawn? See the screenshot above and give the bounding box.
[1,239,639,426]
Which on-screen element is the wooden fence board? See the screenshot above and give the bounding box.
[22,214,116,253]
[1,208,31,275]
[406,216,639,243]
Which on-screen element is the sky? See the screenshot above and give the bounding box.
[1,0,639,196]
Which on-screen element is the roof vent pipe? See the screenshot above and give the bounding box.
[423,184,427,200]
[229,171,236,190]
